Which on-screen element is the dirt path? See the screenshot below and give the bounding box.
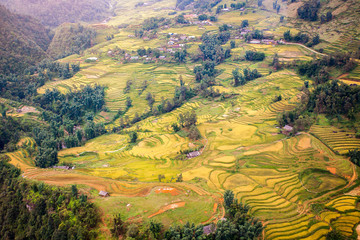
[284,42,328,56]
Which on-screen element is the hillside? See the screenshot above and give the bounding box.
[1,0,360,239]
[47,23,96,59]
[0,0,113,27]
[285,0,360,54]
[0,5,51,74]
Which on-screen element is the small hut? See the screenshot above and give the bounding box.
[187,151,201,159]
[99,191,110,197]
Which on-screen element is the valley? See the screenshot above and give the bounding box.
[1,0,360,239]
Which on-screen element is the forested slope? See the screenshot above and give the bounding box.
[0,5,51,74]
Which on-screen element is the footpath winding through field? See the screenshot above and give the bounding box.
[284,42,327,56]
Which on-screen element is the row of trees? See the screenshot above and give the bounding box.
[297,53,356,84]
[283,30,320,47]
[233,68,262,86]
[245,50,265,61]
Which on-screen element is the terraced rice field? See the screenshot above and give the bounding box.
[7,3,360,237]
[310,125,360,154]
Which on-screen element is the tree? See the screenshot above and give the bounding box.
[241,20,249,28]
[176,173,183,182]
[126,97,132,108]
[326,11,332,22]
[158,174,165,182]
[111,214,127,237]
[172,123,180,132]
[284,30,292,41]
[232,68,241,86]
[230,40,236,49]
[188,125,201,140]
[127,224,139,238]
[149,221,163,239]
[224,190,234,208]
[146,92,155,107]
[71,185,78,198]
[178,111,197,128]
[128,131,138,143]
[280,16,284,22]
[198,14,208,21]
[175,50,187,63]
[176,14,188,24]
[210,16,217,22]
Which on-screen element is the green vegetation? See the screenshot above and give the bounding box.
[47,23,96,59]
[0,159,100,238]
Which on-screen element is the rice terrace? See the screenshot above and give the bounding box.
[1,0,360,239]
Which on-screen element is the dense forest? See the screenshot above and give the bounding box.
[47,23,96,59]
[0,159,100,239]
[0,5,51,75]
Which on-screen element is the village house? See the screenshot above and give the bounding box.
[262,39,277,45]
[184,14,198,19]
[130,56,139,60]
[159,56,166,60]
[99,191,110,197]
[203,225,215,235]
[86,57,98,61]
[53,166,73,170]
[187,151,201,159]
[168,41,175,45]
[169,37,179,42]
[282,125,294,135]
[249,40,261,44]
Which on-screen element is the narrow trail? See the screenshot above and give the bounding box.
[284,42,328,56]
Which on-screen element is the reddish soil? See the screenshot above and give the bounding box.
[148,202,186,218]
[327,167,337,175]
[213,203,218,213]
[155,187,181,196]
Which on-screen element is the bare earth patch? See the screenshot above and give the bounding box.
[148,202,186,218]
[327,167,337,175]
[155,187,181,196]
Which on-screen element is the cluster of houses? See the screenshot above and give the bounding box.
[53,165,75,170]
[248,39,285,45]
